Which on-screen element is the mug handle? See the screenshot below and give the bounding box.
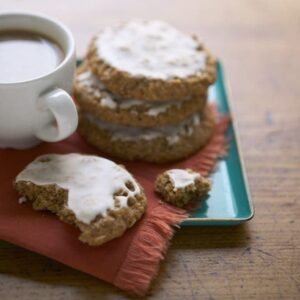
[35,88,78,142]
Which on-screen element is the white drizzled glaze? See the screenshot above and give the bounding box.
[77,71,106,90]
[96,20,207,79]
[166,169,200,189]
[76,70,183,115]
[118,99,144,109]
[85,112,201,145]
[146,102,181,117]
[16,154,141,224]
[77,71,91,82]
[100,96,117,109]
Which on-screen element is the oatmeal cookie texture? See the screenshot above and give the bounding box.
[86,20,216,101]
[74,63,207,127]
[78,106,215,163]
[155,169,211,207]
[14,153,147,246]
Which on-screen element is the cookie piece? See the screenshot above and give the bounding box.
[14,154,147,246]
[74,62,207,128]
[78,105,215,163]
[155,169,211,207]
[86,20,216,101]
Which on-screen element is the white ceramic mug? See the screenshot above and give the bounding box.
[0,12,78,149]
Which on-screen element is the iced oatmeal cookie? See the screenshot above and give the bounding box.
[14,153,147,246]
[155,169,211,207]
[78,106,215,163]
[74,62,207,127]
[86,20,216,101]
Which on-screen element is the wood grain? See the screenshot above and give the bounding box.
[0,0,300,299]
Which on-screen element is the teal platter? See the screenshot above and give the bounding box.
[183,62,254,225]
[76,60,254,225]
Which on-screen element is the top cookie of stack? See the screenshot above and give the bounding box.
[86,20,215,101]
[75,20,216,163]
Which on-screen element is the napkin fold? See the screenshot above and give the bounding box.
[0,104,229,296]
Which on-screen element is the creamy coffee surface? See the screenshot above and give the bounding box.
[0,30,64,83]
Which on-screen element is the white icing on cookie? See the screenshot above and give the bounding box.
[118,99,144,109]
[96,20,207,79]
[77,71,91,82]
[146,102,181,117]
[85,112,200,145]
[16,154,141,224]
[100,96,117,109]
[166,169,200,189]
[77,69,183,115]
[77,71,106,90]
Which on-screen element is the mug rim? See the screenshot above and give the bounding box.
[0,11,75,86]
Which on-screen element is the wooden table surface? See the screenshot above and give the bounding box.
[1,0,299,299]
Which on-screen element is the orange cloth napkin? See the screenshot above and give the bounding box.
[0,105,229,296]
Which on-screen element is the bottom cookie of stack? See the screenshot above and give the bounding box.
[78,106,215,163]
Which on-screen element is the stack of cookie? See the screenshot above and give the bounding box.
[74,20,216,163]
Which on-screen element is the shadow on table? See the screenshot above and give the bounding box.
[172,223,252,249]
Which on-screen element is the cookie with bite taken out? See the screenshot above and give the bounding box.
[14,153,147,246]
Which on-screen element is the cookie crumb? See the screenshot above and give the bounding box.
[18,196,27,204]
[155,169,211,207]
